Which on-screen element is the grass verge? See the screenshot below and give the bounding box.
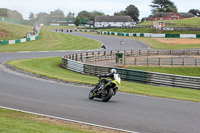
[0,26,101,52]
[126,66,200,77]
[7,57,200,102]
[0,108,120,133]
[97,27,200,34]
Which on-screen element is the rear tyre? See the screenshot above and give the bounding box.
[102,89,113,102]
[88,91,94,99]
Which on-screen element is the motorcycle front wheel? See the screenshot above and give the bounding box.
[88,91,94,99]
[102,89,113,102]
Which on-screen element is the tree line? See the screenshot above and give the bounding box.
[0,8,23,20]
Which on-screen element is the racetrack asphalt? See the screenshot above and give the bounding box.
[0,32,200,133]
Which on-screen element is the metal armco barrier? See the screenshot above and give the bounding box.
[62,50,200,89]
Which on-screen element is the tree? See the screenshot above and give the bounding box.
[141,17,147,22]
[50,9,65,18]
[150,0,177,14]
[78,10,105,21]
[66,12,75,19]
[114,5,140,22]
[74,17,81,26]
[90,11,105,21]
[125,5,140,22]
[0,8,23,20]
[29,12,35,20]
[36,12,50,20]
[114,10,126,16]
[189,9,200,17]
[78,11,91,21]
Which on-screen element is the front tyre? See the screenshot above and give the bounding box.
[88,91,94,99]
[102,89,113,102]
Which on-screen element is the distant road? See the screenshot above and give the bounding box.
[66,31,150,50]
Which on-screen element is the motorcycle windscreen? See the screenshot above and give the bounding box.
[114,74,121,84]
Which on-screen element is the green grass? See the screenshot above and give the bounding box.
[97,27,200,34]
[0,21,31,40]
[127,66,200,77]
[0,26,101,52]
[98,28,156,33]
[7,57,200,102]
[0,108,107,133]
[137,17,200,27]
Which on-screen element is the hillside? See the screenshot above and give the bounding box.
[0,21,32,40]
[137,17,200,27]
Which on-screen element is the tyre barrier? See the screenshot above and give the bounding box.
[62,50,200,89]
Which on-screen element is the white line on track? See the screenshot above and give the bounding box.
[0,106,139,133]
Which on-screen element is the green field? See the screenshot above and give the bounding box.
[0,108,115,133]
[127,66,200,77]
[0,26,101,52]
[7,57,200,102]
[137,17,200,27]
[0,21,31,40]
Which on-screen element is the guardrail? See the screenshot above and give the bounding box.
[62,50,200,89]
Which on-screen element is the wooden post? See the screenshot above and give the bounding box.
[195,59,197,66]
[134,58,137,65]
[80,53,83,61]
[183,59,185,66]
[159,58,161,66]
[171,58,173,66]
[124,56,126,65]
[139,50,141,56]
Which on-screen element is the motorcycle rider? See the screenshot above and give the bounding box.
[97,69,120,94]
[101,43,107,49]
[98,69,118,85]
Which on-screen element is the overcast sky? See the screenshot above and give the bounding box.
[1,0,200,20]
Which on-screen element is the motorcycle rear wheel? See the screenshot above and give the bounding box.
[102,89,113,102]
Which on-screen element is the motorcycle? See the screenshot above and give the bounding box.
[88,74,121,102]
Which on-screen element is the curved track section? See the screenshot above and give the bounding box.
[0,33,200,133]
[66,32,150,50]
